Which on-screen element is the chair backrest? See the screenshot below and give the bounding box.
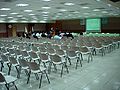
[39,53,48,61]
[61,45,68,50]
[56,49,64,56]
[50,54,61,63]
[18,58,28,67]
[29,51,38,58]
[21,51,29,57]
[0,73,5,84]
[8,49,15,54]
[28,62,39,71]
[47,48,55,55]
[39,47,47,53]
[14,49,21,55]
[1,55,9,62]
[66,50,76,57]
[9,56,18,64]
[79,46,89,52]
[32,46,39,52]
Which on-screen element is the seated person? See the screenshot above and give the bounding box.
[53,34,62,40]
[41,32,47,37]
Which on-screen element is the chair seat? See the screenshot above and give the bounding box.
[4,61,10,64]
[31,67,46,73]
[5,75,17,84]
[22,66,29,69]
[12,63,19,67]
[81,52,90,55]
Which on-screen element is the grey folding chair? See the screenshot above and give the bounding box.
[29,51,40,64]
[79,46,93,63]
[8,56,20,78]
[27,62,50,88]
[66,50,82,69]
[0,55,11,75]
[50,54,69,77]
[21,51,30,61]
[18,58,29,78]
[0,72,18,90]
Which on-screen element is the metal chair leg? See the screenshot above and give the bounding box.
[39,74,43,88]
[44,70,50,84]
[60,64,64,77]
[27,70,31,84]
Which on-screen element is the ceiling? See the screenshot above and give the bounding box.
[0,0,120,23]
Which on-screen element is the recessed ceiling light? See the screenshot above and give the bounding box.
[40,20,46,23]
[42,11,49,14]
[8,17,13,19]
[10,13,18,15]
[42,0,51,1]
[21,17,27,19]
[17,15,23,17]
[43,18,47,20]
[57,13,63,15]
[24,10,33,12]
[113,13,119,16]
[64,3,75,6]
[59,9,67,12]
[21,21,28,23]
[0,15,7,17]
[0,8,11,11]
[16,4,29,7]
[81,7,90,9]
[29,14,35,16]
[93,9,100,11]
[43,14,49,16]
[0,20,5,22]
[9,20,17,23]
[31,20,37,23]
[102,11,108,13]
[42,6,51,9]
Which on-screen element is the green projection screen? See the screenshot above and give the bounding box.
[86,18,101,32]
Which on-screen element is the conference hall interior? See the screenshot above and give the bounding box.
[0,0,120,90]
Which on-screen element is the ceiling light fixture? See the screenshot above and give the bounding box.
[8,17,13,19]
[17,15,23,17]
[42,6,51,9]
[0,20,5,22]
[24,10,33,12]
[16,4,29,7]
[29,14,35,16]
[59,9,67,12]
[64,3,75,6]
[0,8,11,11]
[40,20,46,23]
[81,7,90,9]
[42,0,51,1]
[0,15,7,17]
[42,11,49,14]
[93,9,100,11]
[102,11,108,13]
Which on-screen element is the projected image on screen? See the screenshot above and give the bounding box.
[86,18,101,32]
